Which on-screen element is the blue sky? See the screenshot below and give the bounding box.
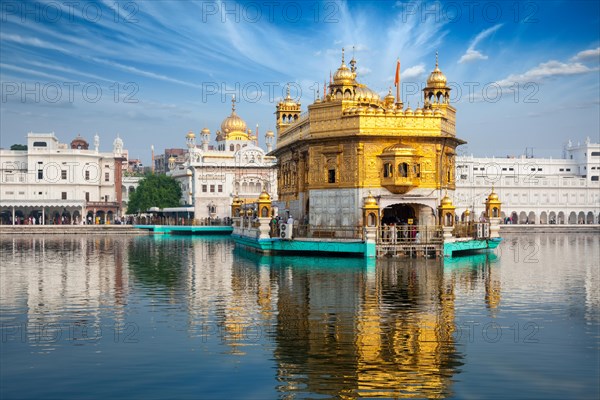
[1,0,599,163]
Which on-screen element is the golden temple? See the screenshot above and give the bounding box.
[271,49,465,228]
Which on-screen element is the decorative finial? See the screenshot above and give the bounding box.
[435,51,439,68]
[286,83,291,99]
[231,95,236,113]
[341,47,345,64]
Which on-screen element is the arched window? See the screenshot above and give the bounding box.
[399,162,408,178]
[445,212,453,226]
[367,212,376,227]
[230,144,234,151]
[383,163,393,178]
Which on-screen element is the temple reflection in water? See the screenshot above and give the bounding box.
[1,234,598,398]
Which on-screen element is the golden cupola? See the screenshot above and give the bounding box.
[426,54,447,88]
[276,85,301,132]
[333,48,356,84]
[424,52,451,106]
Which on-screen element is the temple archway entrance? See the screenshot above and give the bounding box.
[382,204,416,225]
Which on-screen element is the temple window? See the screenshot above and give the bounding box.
[383,163,393,178]
[399,162,408,178]
[328,169,336,183]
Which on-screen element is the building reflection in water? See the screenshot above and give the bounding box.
[3,233,596,397]
[0,235,130,350]
[233,251,468,398]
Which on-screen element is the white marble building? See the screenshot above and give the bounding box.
[0,132,126,224]
[168,99,278,221]
[454,138,600,224]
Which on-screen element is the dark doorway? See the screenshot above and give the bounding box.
[382,204,416,224]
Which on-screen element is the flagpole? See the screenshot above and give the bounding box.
[395,58,401,108]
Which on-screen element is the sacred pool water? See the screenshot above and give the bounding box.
[1,233,598,399]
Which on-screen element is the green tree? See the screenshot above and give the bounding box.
[126,174,182,214]
[10,144,27,150]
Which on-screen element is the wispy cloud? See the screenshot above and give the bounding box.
[495,60,597,87]
[0,33,68,52]
[571,47,600,62]
[458,24,503,64]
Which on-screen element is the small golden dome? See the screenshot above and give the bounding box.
[258,191,271,201]
[423,108,433,116]
[384,88,395,103]
[280,85,299,107]
[265,130,274,137]
[201,128,210,135]
[488,190,499,201]
[405,105,414,115]
[333,48,356,84]
[186,131,195,139]
[415,106,423,116]
[440,194,453,206]
[427,52,447,88]
[364,193,378,206]
[433,108,443,116]
[168,156,176,162]
[464,208,471,215]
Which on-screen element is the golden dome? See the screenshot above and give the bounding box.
[333,48,356,84]
[258,191,271,201]
[221,97,247,133]
[427,52,447,88]
[281,85,298,107]
[384,87,395,103]
[405,105,414,115]
[415,106,423,116]
[186,131,195,139]
[488,190,499,201]
[364,193,378,206]
[355,85,381,103]
[265,130,274,137]
[221,112,247,133]
[465,208,471,215]
[201,128,210,135]
[440,194,453,206]
[168,156,176,162]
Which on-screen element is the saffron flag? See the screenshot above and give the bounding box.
[394,59,400,87]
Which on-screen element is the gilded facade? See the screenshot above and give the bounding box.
[271,50,465,227]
